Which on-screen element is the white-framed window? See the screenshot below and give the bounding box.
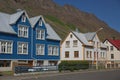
[111,54,114,59]
[0,40,13,54]
[86,51,89,58]
[110,46,113,51]
[101,52,105,58]
[74,51,79,58]
[39,17,42,26]
[21,14,26,22]
[18,42,28,54]
[86,51,92,58]
[48,45,59,56]
[18,25,28,38]
[36,29,45,40]
[97,42,101,48]
[36,44,45,55]
[65,41,70,48]
[73,40,78,47]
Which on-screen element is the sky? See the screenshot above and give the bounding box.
[54,0,120,32]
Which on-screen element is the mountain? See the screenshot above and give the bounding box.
[0,0,120,41]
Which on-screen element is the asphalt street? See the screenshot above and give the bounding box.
[22,69,120,80]
[1,69,120,80]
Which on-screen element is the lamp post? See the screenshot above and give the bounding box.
[95,27,103,70]
[95,27,103,33]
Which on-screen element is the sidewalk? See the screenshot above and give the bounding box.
[0,69,119,80]
[0,71,59,80]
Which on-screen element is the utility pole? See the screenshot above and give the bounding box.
[95,27,103,70]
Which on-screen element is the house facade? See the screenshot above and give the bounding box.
[0,10,61,71]
[61,31,106,67]
[104,39,120,68]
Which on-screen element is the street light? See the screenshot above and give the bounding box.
[95,27,103,34]
[95,27,103,69]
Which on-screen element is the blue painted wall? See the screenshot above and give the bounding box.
[32,19,60,60]
[0,13,32,60]
[0,12,60,61]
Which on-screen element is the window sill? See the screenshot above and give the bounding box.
[36,39,45,40]
[17,53,28,55]
[48,55,59,56]
[18,36,29,38]
[36,54,45,56]
[0,53,12,54]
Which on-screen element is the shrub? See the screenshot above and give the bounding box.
[58,61,89,72]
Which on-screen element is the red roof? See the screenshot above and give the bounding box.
[107,39,120,50]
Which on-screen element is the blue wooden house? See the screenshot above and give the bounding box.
[0,10,61,71]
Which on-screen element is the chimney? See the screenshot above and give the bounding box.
[75,28,79,33]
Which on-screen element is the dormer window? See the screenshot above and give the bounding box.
[39,17,42,26]
[21,13,26,22]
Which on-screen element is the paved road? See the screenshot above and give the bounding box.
[23,69,120,80]
[1,69,120,80]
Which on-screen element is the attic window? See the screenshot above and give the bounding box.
[21,13,26,22]
[106,41,108,44]
[39,17,42,26]
[70,34,72,38]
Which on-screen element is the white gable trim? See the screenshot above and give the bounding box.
[9,10,32,26]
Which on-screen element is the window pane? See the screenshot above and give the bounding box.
[65,51,69,58]
[7,42,12,53]
[86,51,89,58]
[48,45,59,56]
[39,19,42,26]
[111,54,114,59]
[66,41,70,48]
[36,29,45,40]
[18,26,28,38]
[23,43,27,53]
[74,51,79,58]
[18,42,28,54]
[110,46,113,51]
[0,41,12,54]
[36,44,44,55]
[48,46,52,55]
[41,30,45,39]
[73,40,78,47]
[1,42,6,53]
[21,15,26,22]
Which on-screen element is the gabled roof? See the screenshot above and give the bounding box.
[0,10,31,34]
[30,16,61,41]
[0,12,16,34]
[72,31,92,46]
[100,42,107,48]
[106,39,120,50]
[9,10,30,25]
[84,32,96,41]
[30,15,46,28]
[72,31,106,48]
[46,24,61,41]
[9,10,24,25]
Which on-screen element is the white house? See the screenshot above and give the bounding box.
[104,39,120,68]
[61,30,107,67]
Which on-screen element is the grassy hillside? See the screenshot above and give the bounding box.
[0,0,120,41]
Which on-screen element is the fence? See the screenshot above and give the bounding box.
[14,65,58,74]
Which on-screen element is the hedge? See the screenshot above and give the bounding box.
[58,61,89,72]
